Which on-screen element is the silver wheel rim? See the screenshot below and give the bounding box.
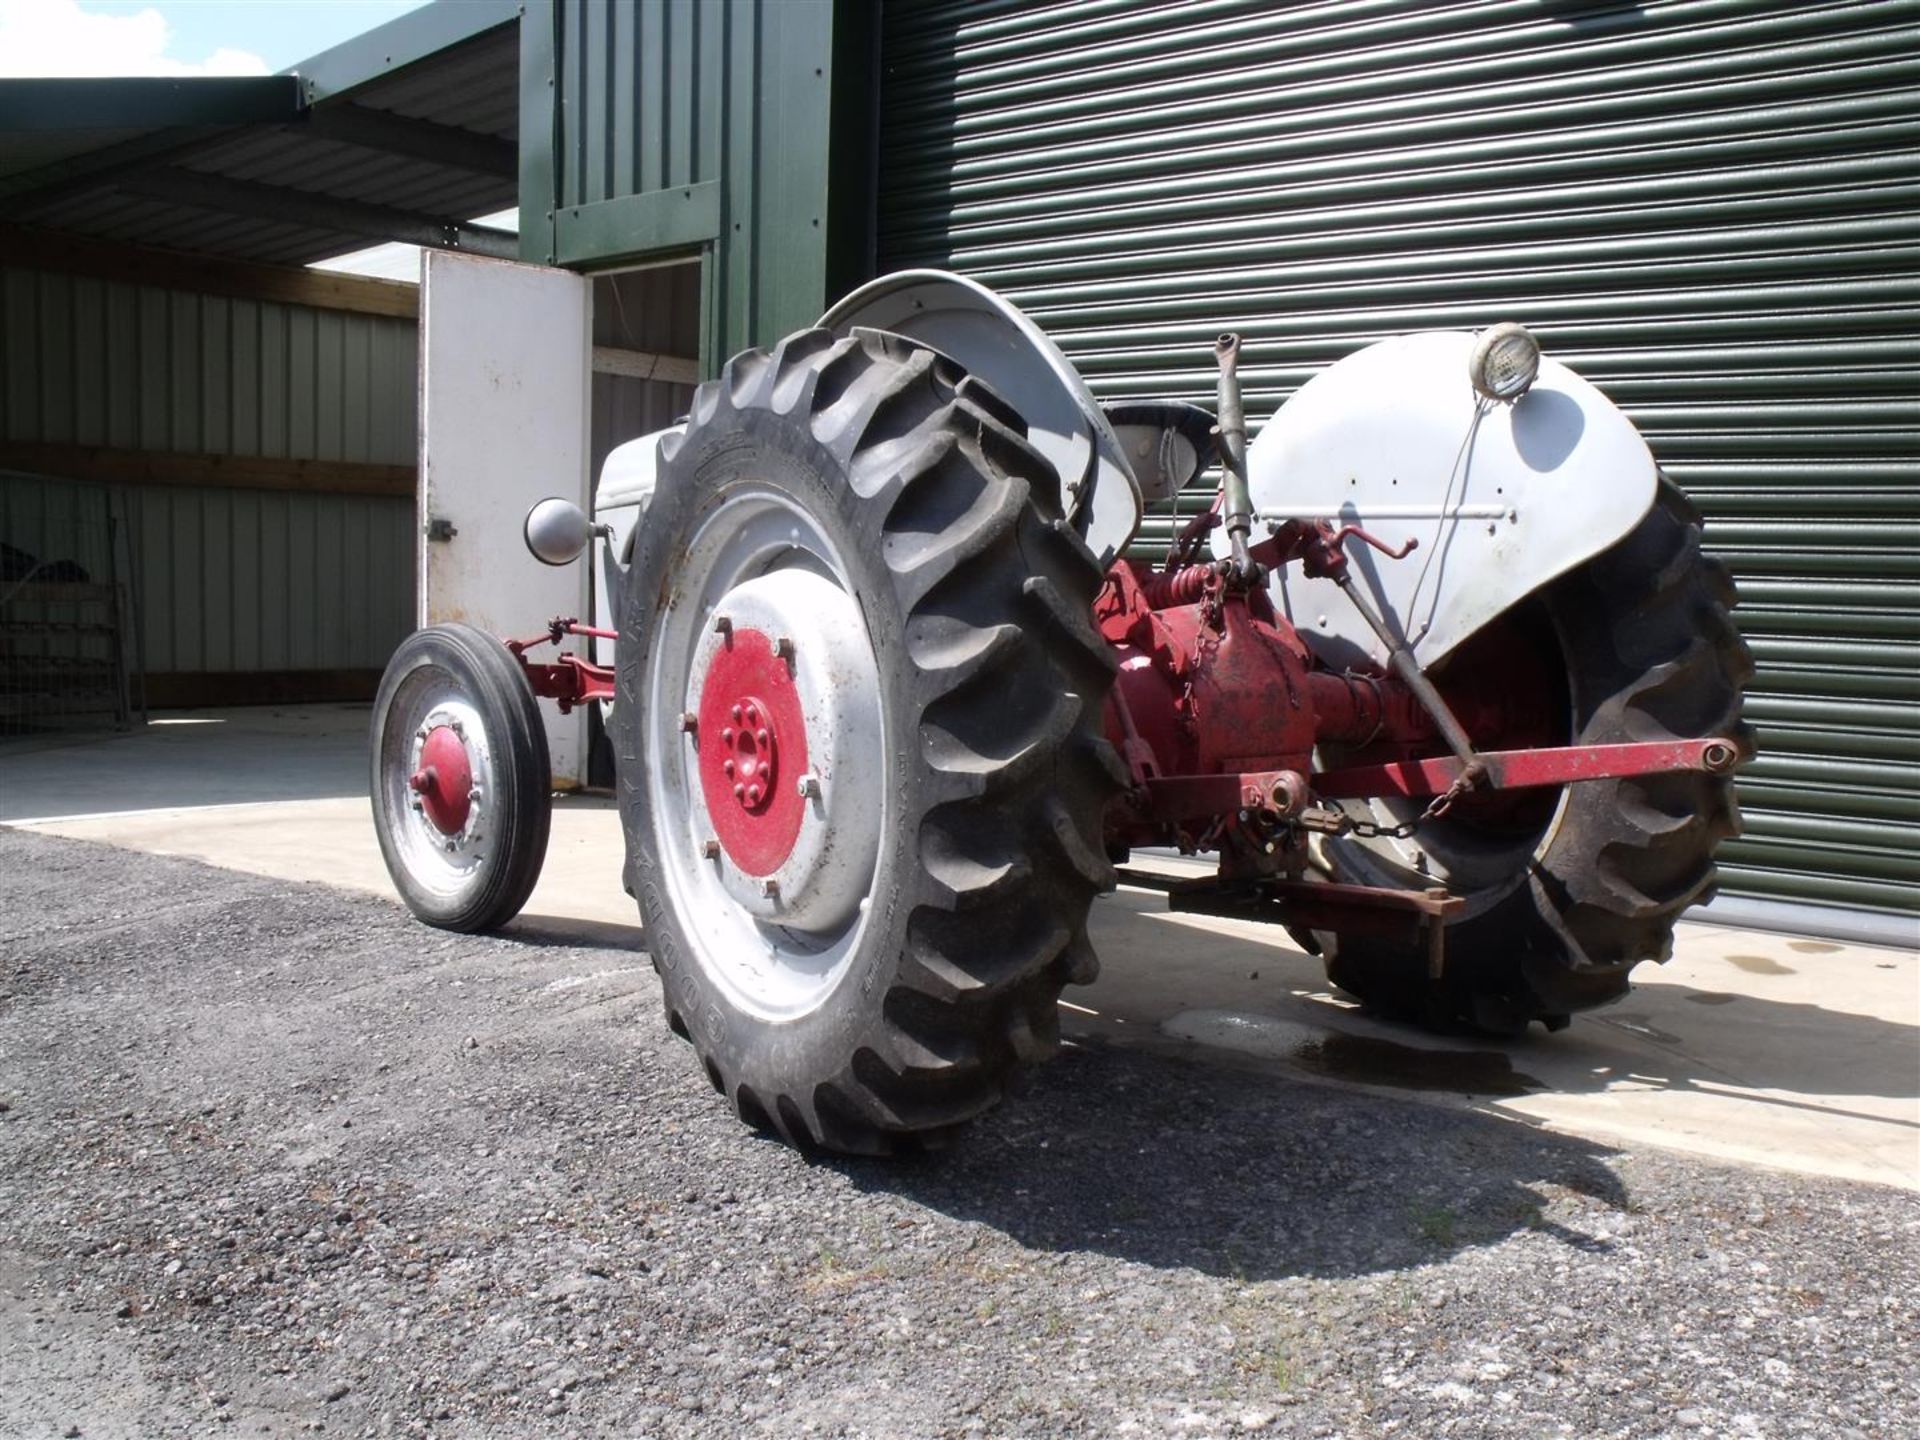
[380,680,496,901]
[643,484,887,1023]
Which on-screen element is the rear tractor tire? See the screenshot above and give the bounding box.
[616,327,1122,1154]
[371,623,553,932]
[1319,478,1752,1033]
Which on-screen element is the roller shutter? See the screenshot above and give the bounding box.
[876,0,1919,920]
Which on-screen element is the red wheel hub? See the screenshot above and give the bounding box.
[697,627,809,876]
[410,726,473,835]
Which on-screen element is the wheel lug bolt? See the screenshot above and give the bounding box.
[701,839,721,860]
[731,704,743,723]
[762,880,779,900]
[449,719,464,736]
[746,784,762,805]
[733,784,746,800]
[679,711,698,733]
[723,759,735,776]
[720,726,734,743]
[774,636,795,662]
[713,614,732,636]
[745,705,759,726]
[797,773,820,799]
[755,728,769,744]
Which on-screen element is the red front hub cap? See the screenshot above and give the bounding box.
[697,627,809,875]
[410,726,473,835]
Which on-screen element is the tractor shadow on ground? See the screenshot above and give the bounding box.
[1082,887,1920,1108]
[843,1035,1635,1283]
[835,888,1914,1282]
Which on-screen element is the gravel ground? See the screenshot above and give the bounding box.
[0,827,1914,1440]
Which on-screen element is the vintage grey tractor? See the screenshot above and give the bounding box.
[370,270,1750,1154]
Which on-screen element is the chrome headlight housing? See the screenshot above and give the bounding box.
[1469,322,1541,403]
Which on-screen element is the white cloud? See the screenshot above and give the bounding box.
[0,0,270,77]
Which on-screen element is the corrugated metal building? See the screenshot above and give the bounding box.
[0,2,524,717]
[861,0,1917,925]
[2,0,1910,930]
[0,263,417,699]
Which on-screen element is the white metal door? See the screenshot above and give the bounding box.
[419,250,591,786]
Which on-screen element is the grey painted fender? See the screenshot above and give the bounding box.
[819,270,1144,565]
[1246,332,1659,671]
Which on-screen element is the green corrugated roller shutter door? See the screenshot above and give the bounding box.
[877,0,1919,916]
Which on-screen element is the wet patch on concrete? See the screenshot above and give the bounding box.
[1683,992,1741,1006]
[1727,954,1797,976]
[1789,940,1844,955]
[1162,1009,1541,1097]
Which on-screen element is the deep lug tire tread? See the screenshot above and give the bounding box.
[1324,477,1752,1030]
[618,328,1120,1154]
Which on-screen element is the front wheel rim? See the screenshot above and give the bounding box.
[380,680,499,900]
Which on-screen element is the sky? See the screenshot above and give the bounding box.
[0,0,432,77]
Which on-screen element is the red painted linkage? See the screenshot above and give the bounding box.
[1311,737,1743,801]
[506,617,617,713]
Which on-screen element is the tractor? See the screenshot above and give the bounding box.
[370,270,1751,1155]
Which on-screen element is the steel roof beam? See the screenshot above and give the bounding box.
[298,103,517,180]
[117,168,518,259]
[0,76,301,132]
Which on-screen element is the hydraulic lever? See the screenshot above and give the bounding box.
[1301,522,1487,789]
[1213,333,1257,581]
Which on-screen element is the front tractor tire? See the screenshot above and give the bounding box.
[371,623,553,932]
[1321,479,1753,1033]
[616,328,1121,1155]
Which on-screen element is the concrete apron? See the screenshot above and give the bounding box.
[5,708,1916,1192]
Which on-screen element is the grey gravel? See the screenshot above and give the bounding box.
[1,827,1914,1438]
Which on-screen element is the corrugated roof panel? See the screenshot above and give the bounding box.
[0,14,519,268]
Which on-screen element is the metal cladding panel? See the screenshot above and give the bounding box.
[878,0,1919,916]
[0,264,418,676]
[120,484,412,674]
[0,265,418,461]
[540,0,839,355]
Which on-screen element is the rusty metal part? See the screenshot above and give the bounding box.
[1312,736,1744,800]
[1142,768,1307,824]
[1116,868,1463,976]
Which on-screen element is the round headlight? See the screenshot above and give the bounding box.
[1469,322,1541,402]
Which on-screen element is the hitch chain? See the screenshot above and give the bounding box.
[1348,773,1476,839]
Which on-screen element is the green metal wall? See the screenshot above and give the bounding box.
[877,0,1919,916]
[0,263,416,677]
[521,0,871,366]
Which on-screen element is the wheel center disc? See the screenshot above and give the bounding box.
[697,628,808,874]
[411,725,473,834]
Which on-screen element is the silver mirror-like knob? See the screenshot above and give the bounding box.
[523,497,594,566]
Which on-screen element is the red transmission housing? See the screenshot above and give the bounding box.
[1098,559,1316,782]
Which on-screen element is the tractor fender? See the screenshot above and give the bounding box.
[1247,331,1658,671]
[820,270,1144,565]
